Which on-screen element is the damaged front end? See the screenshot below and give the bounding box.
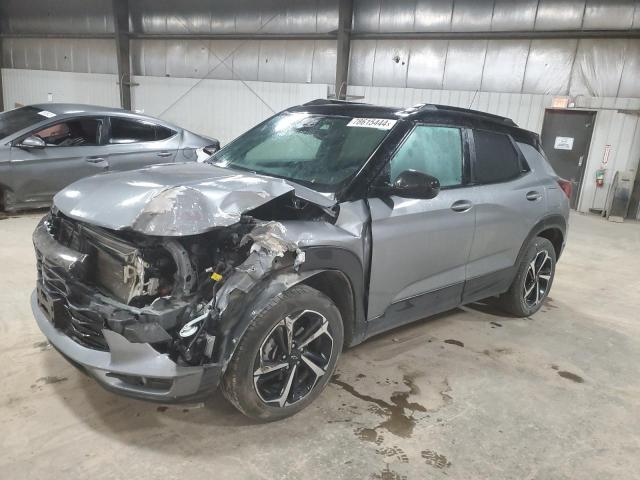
[32,202,313,402]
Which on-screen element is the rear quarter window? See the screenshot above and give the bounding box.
[109,118,175,144]
[473,130,526,184]
[155,125,176,140]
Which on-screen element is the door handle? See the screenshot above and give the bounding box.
[157,151,173,157]
[86,157,105,163]
[451,200,473,212]
[526,191,543,201]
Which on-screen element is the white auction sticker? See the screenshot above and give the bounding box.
[38,110,56,118]
[347,118,397,130]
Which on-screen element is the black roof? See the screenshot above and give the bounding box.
[295,98,525,133]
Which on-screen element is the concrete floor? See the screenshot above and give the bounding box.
[1,211,639,479]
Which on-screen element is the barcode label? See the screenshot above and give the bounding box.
[347,118,397,130]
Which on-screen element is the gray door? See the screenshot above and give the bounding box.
[463,130,548,302]
[8,117,108,205]
[104,117,179,171]
[541,110,596,209]
[367,124,475,321]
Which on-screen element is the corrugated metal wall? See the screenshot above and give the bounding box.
[2,39,117,74]
[352,0,640,32]
[348,38,640,97]
[128,0,338,34]
[0,0,114,34]
[130,39,336,83]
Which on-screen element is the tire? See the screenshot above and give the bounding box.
[497,236,556,317]
[221,284,344,421]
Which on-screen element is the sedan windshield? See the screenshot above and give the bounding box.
[210,113,392,191]
[0,106,48,139]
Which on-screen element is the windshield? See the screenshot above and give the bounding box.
[0,106,49,139]
[210,112,393,191]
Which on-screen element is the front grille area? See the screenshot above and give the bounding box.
[36,252,109,351]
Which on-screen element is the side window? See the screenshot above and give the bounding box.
[109,118,157,144]
[33,118,102,147]
[389,125,463,187]
[155,125,176,141]
[473,130,523,184]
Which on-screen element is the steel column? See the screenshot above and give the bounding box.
[112,0,131,110]
[0,38,4,111]
[335,0,354,100]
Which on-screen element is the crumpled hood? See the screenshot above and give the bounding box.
[53,163,334,236]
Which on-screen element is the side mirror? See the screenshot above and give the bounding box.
[389,170,440,199]
[203,140,220,155]
[16,135,45,150]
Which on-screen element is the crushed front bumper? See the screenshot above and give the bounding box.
[31,218,222,403]
[32,291,222,402]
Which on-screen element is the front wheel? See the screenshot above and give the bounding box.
[221,284,344,421]
[497,236,556,317]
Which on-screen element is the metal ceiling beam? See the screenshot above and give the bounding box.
[351,30,640,40]
[112,0,131,110]
[0,32,337,40]
[335,0,354,100]
[3,30,639,41]
[130,33,337,40]
[0,33,115,39]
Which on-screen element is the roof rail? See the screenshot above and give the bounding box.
[429,104,517,126]
[303,98,367,106]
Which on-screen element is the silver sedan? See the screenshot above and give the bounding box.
[0,103,219,212]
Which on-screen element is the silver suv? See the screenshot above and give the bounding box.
[31,100,570,420]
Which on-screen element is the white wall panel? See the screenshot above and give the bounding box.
[1,68,120,109]
[481,40,529,93]
[131,76,328,144]
[129,39,335,84]
[442,40,488,91]
[571,39,628,98]
[534,0,587,30]
[451,0,494,32]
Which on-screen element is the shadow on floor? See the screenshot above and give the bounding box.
[0,208,48,221]
[38,295,517,450]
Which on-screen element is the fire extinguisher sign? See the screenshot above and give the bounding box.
[602,144,612,166]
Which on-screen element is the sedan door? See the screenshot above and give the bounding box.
[104,116,180,171]
[367,124,476,333]
[8,117,108,205]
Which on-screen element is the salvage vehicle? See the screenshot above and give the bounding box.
[0,104,219,212]
[31,100,569,420]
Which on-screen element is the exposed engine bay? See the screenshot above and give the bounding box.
[38,193,331,369]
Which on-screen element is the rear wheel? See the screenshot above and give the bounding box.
[497,236,556,317]
[221,284,343,420]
